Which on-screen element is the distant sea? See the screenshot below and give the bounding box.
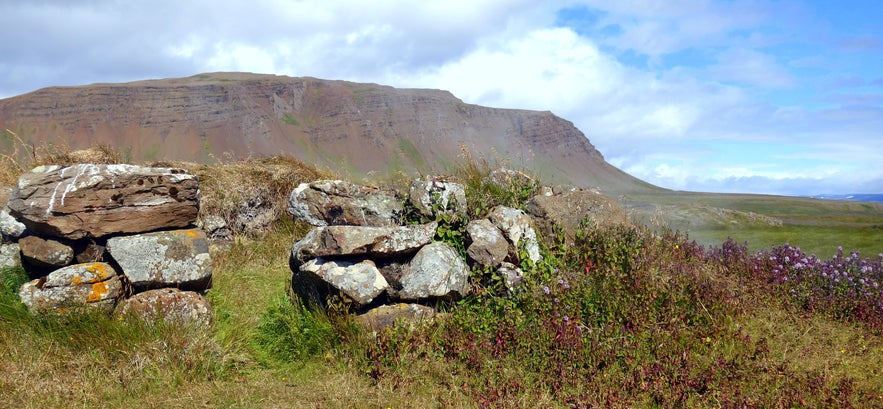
[809,194,883,203]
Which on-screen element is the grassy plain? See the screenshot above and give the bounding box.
[624,191,883,257]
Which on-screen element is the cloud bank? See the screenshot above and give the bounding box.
[0,0,880,196]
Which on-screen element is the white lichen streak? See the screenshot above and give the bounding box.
[46,164,105,216]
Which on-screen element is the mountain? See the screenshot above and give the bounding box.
[0,72,655,194]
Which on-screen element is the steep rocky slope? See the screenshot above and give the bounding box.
[0,72,654,194]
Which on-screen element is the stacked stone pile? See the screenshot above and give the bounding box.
[287,177,545,331]
[1,163,213,327]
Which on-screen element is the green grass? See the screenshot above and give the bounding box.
[281,113,300,126]
[626,191,883,257]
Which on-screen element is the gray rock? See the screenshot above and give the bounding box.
[18,235,74,269]
[18,262,122,313]
[408,177,467,219]
[290,222,437,265]
[106,228,212,290]
[198,215,233,243]
[298,258,389,306]
[116,288,213,328]
[466,219,509,267]
[357,303,435,333]
[0,208,26,241]
[8,164,199,240]
[488,206,542,265]
[399,242,469,300]
[287,180,403,227]
[0,243,21,269]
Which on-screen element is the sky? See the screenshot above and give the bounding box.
[1,0,881,196]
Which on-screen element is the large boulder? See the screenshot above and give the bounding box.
[399,242,469,300]
[488,206,542,265]
[465,219,509,267]
[527,188,627,239]
[18,235,74,269]
[290,222,437,265]
[408,177,467,219]
[296,258,389,306]
[18,262,122,313]
[288,180,403,227]
[8,164,199,240]
[116,288,213,328]
[106,228,212,290]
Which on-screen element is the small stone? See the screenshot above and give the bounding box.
[18,235,74,269]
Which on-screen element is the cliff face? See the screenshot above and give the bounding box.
[0,72,652,193]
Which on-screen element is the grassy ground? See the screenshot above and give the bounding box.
[0,149,881,407]
[624,191,883,257]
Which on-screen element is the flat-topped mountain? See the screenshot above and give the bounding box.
[0,72,655,194]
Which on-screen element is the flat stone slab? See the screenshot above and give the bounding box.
[106,228,212,290]
[291,222,437,264]
[8,164,199,239]
[288,180,403,227]
[18,262,122,313]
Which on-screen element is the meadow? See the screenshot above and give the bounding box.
[0,147,880,408]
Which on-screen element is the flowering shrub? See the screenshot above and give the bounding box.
[745,244,883,328]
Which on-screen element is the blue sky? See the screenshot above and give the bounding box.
[0,0,881,195]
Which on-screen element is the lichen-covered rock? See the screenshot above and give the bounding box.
[18,235,74,269]
[0,208,27,241]
[116,288,213,328]
[7,164,199,240]
[357,303,435,333]
[198,215,233,243]
[408,177,467,218]
[290,222,437,265]
[287,180,403,227]
[0,243,21,269]
[527,188,627,239]
[466,219,509,267]
[106,228,212,290]
[488,206,542,265]
[18,262,122,313]
[399,242,469,300]
[297,258,388,306]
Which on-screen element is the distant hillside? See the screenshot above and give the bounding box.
[0,72,656,195]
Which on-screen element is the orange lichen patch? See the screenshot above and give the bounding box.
[185,229,200,238]
[87,281,109,303]
[84,263,109,281]
[71,275,82,285]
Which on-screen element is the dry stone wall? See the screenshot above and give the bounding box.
[2,162,627,334]
[3,163,212,325]
[287,177,549,330]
